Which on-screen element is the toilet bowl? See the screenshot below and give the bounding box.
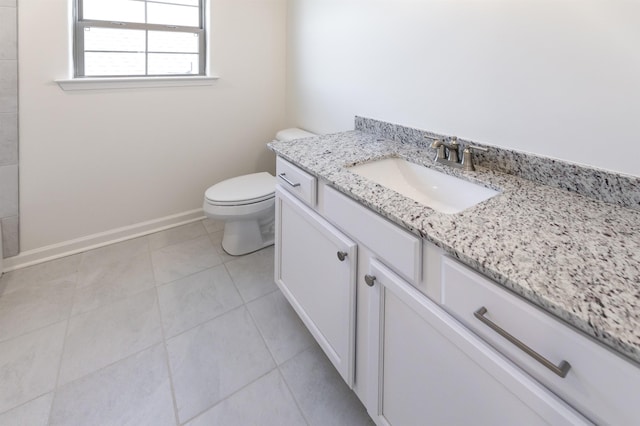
[203,128,315,255]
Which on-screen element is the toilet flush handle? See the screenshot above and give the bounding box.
[278,173,301,188]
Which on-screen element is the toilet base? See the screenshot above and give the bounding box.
[220,215,275,256]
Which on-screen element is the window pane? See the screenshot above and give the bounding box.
[82,0,145,23]
[148,53,199,75]
[147,3,199,27]
[151,0,199,6]
[84,27,145,52]
[84,52,146,76]
[148,31,199,53]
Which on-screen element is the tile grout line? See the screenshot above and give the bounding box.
[177,286,287,425]
[154,261,251,341]
[46,263,81,426]
[178,368,279,425]
[150,236,224,286]
[45,247,167,415]
[152,283,182,426]
[221,260,279,305]
[277,359,313,426]
[0,289,75,346]
[0,222,216,422]
[48,340,168,404]
[0,391,48,418]
[1,222,291,424]
[244,293,311,426]
[147,221,209,252]
[68,252,156,319]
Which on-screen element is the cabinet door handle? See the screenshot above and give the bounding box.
[364,275,376,287]
[474,307,571,378]
[278,173,301,188]
[337,251,348,261]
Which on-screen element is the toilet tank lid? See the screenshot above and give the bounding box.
[275,128,315,142]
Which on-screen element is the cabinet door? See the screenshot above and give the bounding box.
[275,186,357,386]
[366,259,589,426]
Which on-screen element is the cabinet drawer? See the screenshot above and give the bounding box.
[276,157,317,207]
[323,185,420,284]
[441,256,640,425]
[369,259,588,426]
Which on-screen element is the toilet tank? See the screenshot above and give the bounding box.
[275,128,315,142]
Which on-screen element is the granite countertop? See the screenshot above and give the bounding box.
[269,130,640,365]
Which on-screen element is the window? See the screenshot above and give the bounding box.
[75,0,205,78]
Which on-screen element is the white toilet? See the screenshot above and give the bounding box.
[203,128,315,256]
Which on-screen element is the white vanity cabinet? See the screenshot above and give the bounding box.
[274,185,357,386]
[273,156,635,426]
[365,259,589,426]
[441,257,640,425]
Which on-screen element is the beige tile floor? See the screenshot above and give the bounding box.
[0,220,373,426]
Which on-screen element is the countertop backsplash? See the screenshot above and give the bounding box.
[355,116,640,211]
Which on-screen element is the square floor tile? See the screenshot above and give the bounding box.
[0,393,53,426]
[0,255,80,297]
[73,252,155,315]
[50,345,175,426]
[280,345,373,426]
[79,237,149,271]
[208,231,238,263]
[158,265,243,338]
[166,306,275,423]
[58,289,163,385]
[248,290,315,364]
[148,221,208,251]
[202,219,224,234]
[0,322,66,413]
[225,246,277,302]
[151,235,222,284]
[0,274,76,343]
[186,369,306,426]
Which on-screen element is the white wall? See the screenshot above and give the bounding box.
[19,0,287,252]
[287,0,640,177]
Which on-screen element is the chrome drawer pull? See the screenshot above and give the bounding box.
[474,307,571,378]
[337,251,348,261]
[278,173,301,188]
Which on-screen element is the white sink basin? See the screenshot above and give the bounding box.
[348,158,499,214]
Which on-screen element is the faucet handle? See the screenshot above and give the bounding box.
[462,145,488,171]
[447,137,460,163]
[429,138,447,161]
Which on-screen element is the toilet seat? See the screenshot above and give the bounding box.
[205,172,275,206]
[202,127,315,255]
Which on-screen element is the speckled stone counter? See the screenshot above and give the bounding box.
[269,129,640,365]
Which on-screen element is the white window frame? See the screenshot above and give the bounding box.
[73,0,207,78]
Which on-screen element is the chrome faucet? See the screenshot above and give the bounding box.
[462,145,489,171]
[431,137,460,163]
[426,135,488,171]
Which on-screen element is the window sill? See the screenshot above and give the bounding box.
[55,75,219,91]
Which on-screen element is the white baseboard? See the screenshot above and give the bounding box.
[3,209,206,272]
